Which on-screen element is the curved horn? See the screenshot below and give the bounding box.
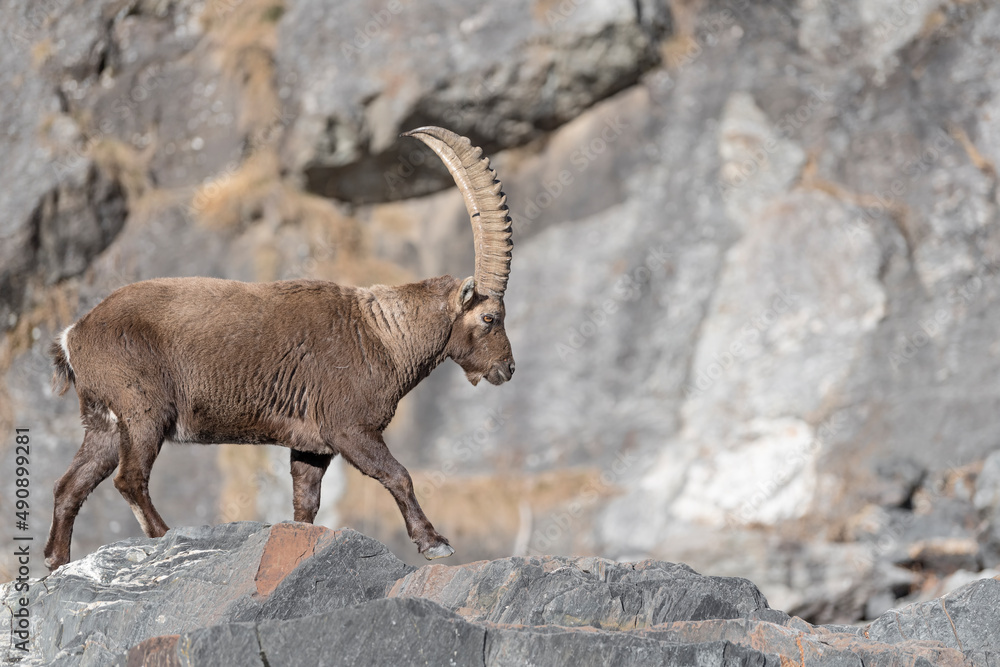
[402,127,512,299]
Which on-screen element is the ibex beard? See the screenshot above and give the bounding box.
[44,127,515,571]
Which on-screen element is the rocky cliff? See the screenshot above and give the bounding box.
[2,523,999,665]
[2,0,1000,628]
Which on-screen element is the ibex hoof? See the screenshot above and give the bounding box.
[45,555,67,572]
[423,543,455,560]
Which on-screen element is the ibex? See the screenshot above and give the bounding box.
[44,127,515,571]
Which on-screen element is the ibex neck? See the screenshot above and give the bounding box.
[361,279,456,397]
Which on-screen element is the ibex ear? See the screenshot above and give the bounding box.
[457,276,476,311]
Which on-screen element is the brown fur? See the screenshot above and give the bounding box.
[44,274,514,570]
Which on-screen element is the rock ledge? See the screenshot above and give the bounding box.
[2,522,997,666]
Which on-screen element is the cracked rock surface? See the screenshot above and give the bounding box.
[1,523,998,666]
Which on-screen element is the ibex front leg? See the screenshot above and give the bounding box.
[338,428,453,559]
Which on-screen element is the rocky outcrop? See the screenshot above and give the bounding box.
[1,523,996,666]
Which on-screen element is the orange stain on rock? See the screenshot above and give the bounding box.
[125,634,181,667]
[253,522,339,599]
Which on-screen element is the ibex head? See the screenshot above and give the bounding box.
[404,127,515,386]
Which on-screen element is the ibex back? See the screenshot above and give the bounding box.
[44,127,515,571]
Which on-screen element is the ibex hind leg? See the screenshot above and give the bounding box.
[44,428,120,571]
[290,449,334,523]
[113,418,170,538]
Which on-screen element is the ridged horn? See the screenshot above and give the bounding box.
[402,126,512,299]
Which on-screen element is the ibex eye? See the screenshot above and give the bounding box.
[482,314,494,324]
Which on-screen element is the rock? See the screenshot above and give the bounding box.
[0,0,129,329]
[718,92,806,227]
[974,450,1000,514]
[4,523,410,665]
[868,575,1000,664]
[277,0,668,203]
[911,568,1000,604]
[22,522,270,664]
[903,538,982,576]
[484,626,777,667]
[797,0,948,80]
[871,458,927,509]
[639,617,965,667]
[388,556,770,628]
[0,0,254,332]
[234,523,415,622]
[117,625,265,667]
[258,598,486,667]
[2,523,999,666]
[0,158,128,329]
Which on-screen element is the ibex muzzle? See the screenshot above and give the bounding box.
[44,127,514,571]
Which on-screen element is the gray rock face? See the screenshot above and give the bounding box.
[868,577,1000,663]
[258,598,487,667]
[21,522,272,663]
[0,0,247,331]
[2,523,996,666]
[278,0,668,203]
[0,1,129,328]
[388,556,770,628]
